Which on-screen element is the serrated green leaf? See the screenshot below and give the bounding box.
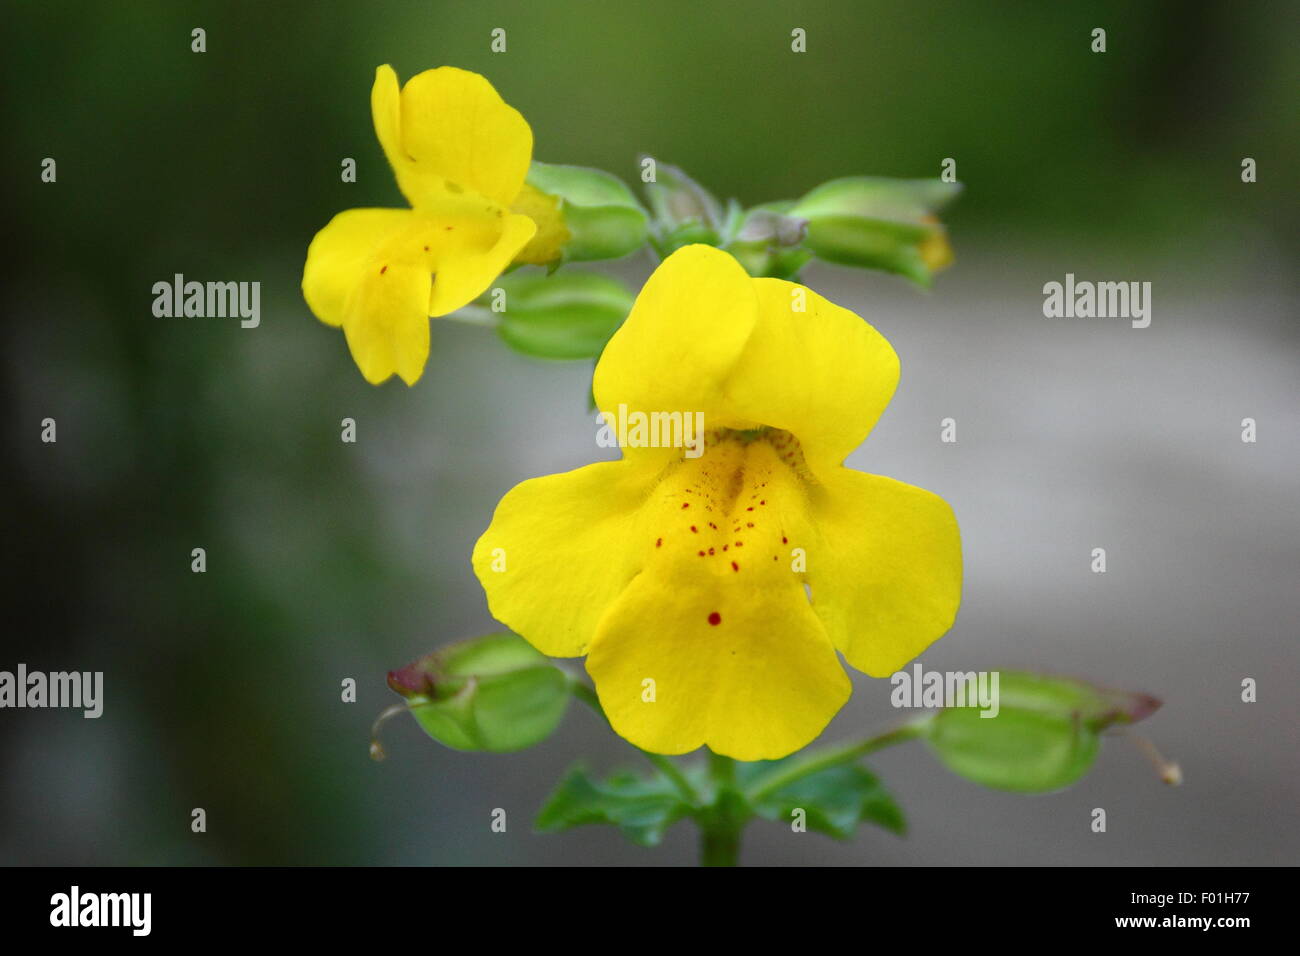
[745,761,905,840]
[536,766,692,847]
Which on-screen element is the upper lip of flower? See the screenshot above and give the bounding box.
[472,244,963,761]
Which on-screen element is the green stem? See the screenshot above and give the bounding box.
[746,718,931,802]
[698,750,745,867]
[700,822,741,867]
[568,680,700,805]
[708,749,736,792]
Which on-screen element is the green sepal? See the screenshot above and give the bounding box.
[386,632,569,753]
[526,161,649,262]
[789,176,961,285]
[487,271,634,360]
[790,176,961,222]
[801,214,938,285]
[923,671,1160,793]
[641,158,728,253]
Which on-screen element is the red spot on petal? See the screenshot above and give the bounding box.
[708,612,721,626]
[681,503,690,509]
[379,265,388,274]
[655,538,662,548]
[731,561,739,572]
[782,536,788,544]
[690,526,698,533]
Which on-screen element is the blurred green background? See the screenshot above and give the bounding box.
[3,0,1296,865]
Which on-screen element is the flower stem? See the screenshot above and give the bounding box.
[700,822,741,867]
[698,750,746,867]
[745,718,931,802]
[568,679,700,805]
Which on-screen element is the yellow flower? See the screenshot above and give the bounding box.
[303,66,561,386]
[473,245,962,760]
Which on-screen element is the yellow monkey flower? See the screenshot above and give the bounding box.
[303,66,565,385]
[473,245,962,760]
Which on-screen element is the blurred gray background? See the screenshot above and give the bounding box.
[2,0,1296,865]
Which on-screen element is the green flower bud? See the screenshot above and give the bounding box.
[923,671,1160,793]
[382,632,570,753]
[641,159,728,254]
[728,202,813,278]
[473,271,633,360]
[788,176,962,286]
[519,161,649,264]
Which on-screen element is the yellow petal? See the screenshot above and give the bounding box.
[427,209,535,316]
[342,259,431,386]
[475,425,850,759]
[592,245,758,434]
[585,434,848,759]
[917,216,954,273]
[510,183,570,266]
[806,469,962,676]
[726,277,900,472]
[372,65,532,210]
[472,460,658,657]
[591,244,900,473]
[302,208,413,328]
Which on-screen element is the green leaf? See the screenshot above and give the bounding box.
[923,671,1160,793]
[386,633,570,753]
[744,761,905,840]
[489,271,634,360]
[536,766,692,847]
[526,162,649,262]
